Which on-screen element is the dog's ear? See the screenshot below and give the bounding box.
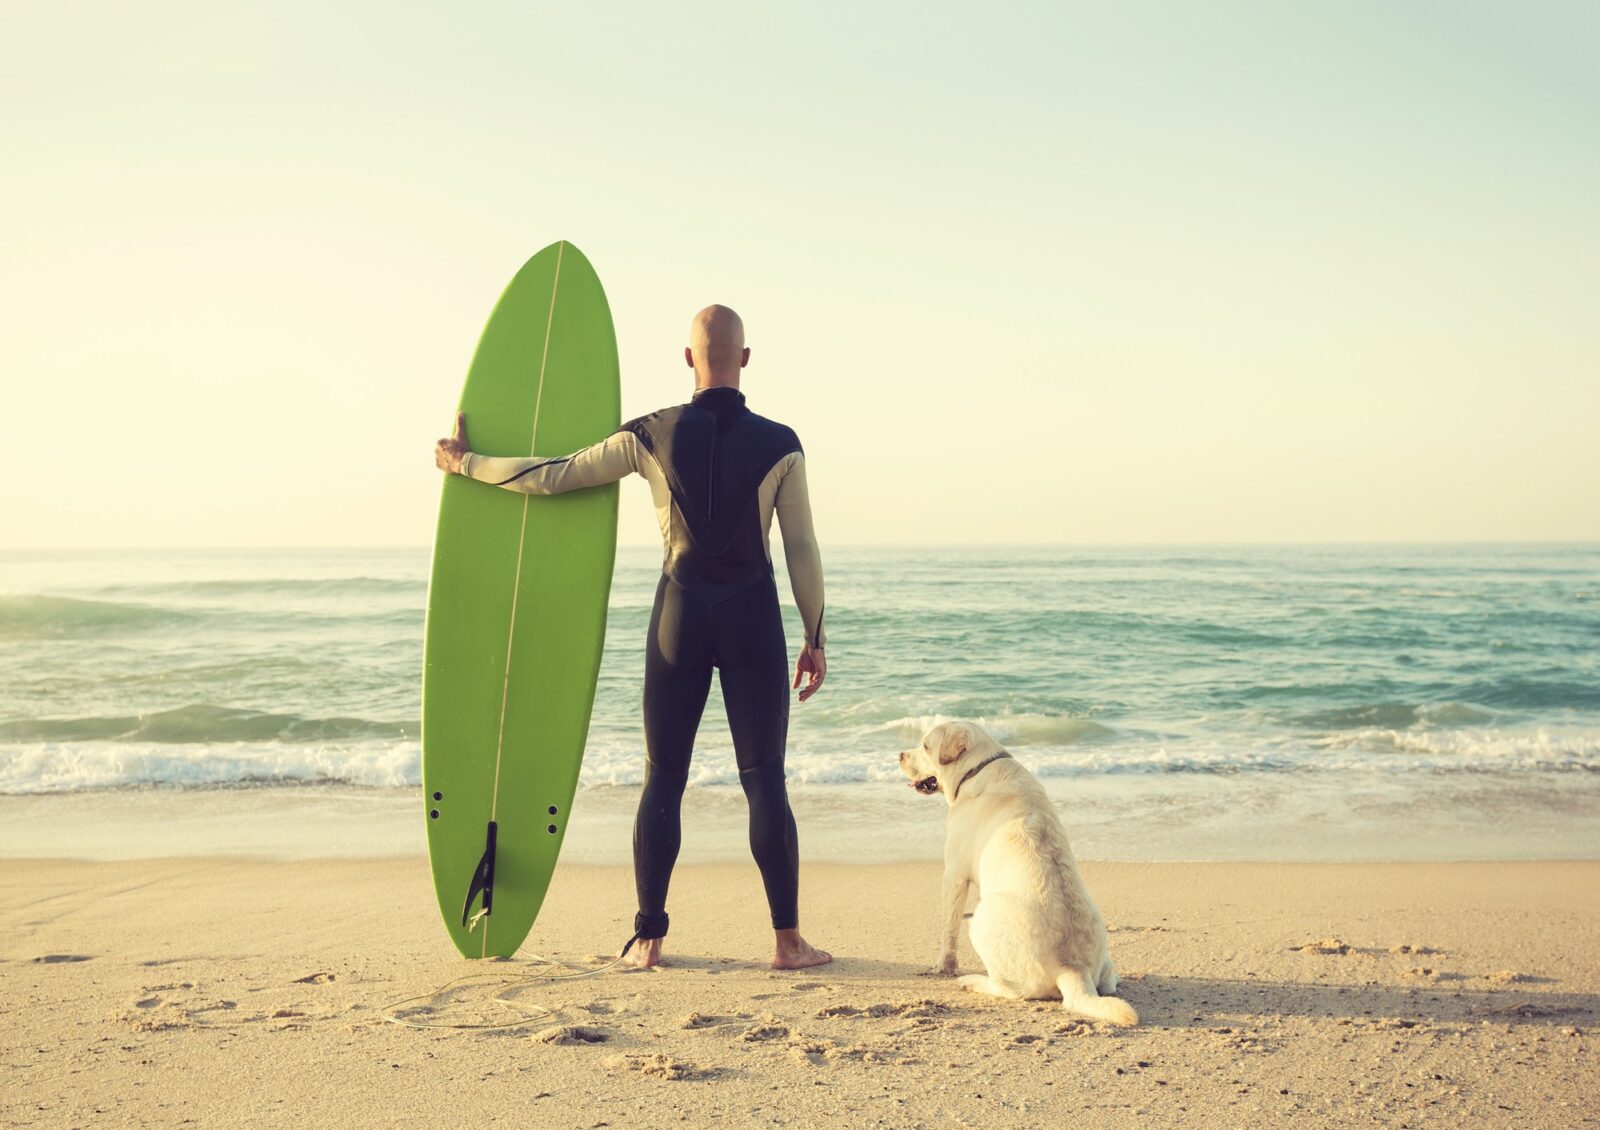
[937,727,969,765]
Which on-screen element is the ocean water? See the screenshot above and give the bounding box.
[2,544,1597,861]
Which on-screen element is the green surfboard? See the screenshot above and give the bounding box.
[422,241,620,958]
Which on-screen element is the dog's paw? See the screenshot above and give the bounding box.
[918,958,958,978]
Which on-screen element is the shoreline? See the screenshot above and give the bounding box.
[4,858,1595,1127]
[4,773,1599,865]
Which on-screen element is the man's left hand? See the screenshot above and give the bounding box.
[436,412,469,474]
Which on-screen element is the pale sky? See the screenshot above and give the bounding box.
[3,0,1596,547]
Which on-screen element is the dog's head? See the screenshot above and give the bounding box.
[897,720,1002,804]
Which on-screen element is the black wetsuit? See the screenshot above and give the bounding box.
[458,385,825,942]
[622,387,803,937]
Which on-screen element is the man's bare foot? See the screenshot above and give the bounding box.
[626,937,664,969]
[773,928,832,970]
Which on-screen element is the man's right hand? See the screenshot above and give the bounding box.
[793,644,826,702]
[435,412,469,474]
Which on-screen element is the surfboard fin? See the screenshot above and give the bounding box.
[461,821,498,930]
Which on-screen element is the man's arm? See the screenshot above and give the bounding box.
[435,412,639,494]
[774,452,827,701]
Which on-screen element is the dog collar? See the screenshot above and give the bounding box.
[953,751,1012,800]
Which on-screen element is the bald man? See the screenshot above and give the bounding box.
[435,306,831,971]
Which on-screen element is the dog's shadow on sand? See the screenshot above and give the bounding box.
[602,954,1596,1031]
[1115,973,1598,1030]
[739,959,1597,1031]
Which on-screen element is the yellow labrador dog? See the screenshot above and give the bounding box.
[899,720,1137,1026]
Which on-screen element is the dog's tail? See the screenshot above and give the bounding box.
[1057,968,1138,1026]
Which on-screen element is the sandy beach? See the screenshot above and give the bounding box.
[5,857,1595,1127]
[9,0,1600,1120]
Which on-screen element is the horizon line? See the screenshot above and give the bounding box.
[3,539,1597,553]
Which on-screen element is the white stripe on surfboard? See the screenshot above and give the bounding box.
[483,240,564,957]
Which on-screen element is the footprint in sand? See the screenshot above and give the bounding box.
[782,1033,913,1066]
[603,1053,717,1080]
[885,1017,946,1037]
[824,1042,899,1064]
[815,1000,951,1020]
[114,984,244,1033]
[116,1008,190,1032]
[34,954,93,964]
[1052,1021,1096,1037]
[1291,938,1351,955]
[1216,1031,1272,1053]
[1372,1018,1428,1032]
[531,1024,611,1045]
[1489,1002,1579,1020]
[815,1004,863,1018]
[741,1020,790,1042]
[679,1012,748,1031]
[112,993,192,1032]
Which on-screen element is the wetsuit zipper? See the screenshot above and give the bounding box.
[707,430,717,520]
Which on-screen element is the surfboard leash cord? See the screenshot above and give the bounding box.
[380,934,643,1031]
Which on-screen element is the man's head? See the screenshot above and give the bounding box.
[685,304,749,387]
